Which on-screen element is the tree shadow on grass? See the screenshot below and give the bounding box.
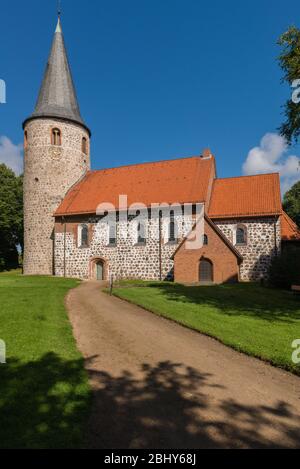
[140,282,300,323]
[0,353,91,449]
[85,358,300,449]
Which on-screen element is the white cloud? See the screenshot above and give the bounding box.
[0,136,23,176]
[243,133,300,194]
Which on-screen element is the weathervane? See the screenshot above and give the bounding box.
[57,0,62,17]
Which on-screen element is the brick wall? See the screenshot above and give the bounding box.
[174,219,239,284]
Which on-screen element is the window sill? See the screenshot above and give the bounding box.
[134,242,146,247]
[106,243,117,248]
[235,243,247,247]
[165,240,178,246]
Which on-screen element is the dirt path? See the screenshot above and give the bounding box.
[66,281,300,449]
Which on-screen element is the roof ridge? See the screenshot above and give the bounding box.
[89,155,207,173]
[214,173,280,182]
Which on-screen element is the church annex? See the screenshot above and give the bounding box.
[23,17,300,283]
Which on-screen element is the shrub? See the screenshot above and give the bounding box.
[269,246,300,289]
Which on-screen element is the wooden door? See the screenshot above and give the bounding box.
[199,259,213,283]
[96,261,104,281]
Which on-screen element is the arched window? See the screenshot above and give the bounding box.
[137,222,146,244]
[168,212,177,243]
[82,137,88,155]
[236,225,246,245]
[199,258,213,283]
[203,234,208,245]
[78,224,89,247]
[51,128,61,146]
[24,131,28,148]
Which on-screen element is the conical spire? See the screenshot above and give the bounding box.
[24,17,90,134]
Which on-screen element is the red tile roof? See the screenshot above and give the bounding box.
[281,211,300,242]
[208,174,282,219]
[55,156,215,216]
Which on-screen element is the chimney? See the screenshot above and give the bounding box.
[202,148,213,159]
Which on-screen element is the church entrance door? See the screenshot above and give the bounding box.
[199,259,213,283]
[96,261,104,281]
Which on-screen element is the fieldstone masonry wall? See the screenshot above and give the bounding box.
[54,214,195,280]
[23,118,90,275]
[215,217,281,281]
[54,214,282,282]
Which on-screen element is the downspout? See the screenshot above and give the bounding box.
[274,216,278,256]
[62,216,66,278]
[159,211,162,281]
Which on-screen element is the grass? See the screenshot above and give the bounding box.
[112,281,300,374]
[0,271,91,449]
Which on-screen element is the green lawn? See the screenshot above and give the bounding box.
[0,272,90,449]
[112,281,300,374]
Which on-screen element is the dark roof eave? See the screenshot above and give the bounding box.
[209,212,281,219]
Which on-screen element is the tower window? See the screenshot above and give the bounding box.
[82,137,88,155]
[24,131,28,148]
[203,234,208,245]
[51,128,61,146]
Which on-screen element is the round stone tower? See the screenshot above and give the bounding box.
[23,17,91,275]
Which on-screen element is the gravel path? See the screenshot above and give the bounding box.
[66,281,300,449]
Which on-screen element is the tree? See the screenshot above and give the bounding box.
[278,26,300,145]
[283,180,300,227]
[0,164,23,271]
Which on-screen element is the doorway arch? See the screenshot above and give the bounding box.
[89,257,107,281]
[199,258,213,283]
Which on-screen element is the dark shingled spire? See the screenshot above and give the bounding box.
[23,17,90,135]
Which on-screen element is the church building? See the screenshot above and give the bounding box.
[22,17,300,284]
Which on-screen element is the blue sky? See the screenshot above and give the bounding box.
[0,0,299,193]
